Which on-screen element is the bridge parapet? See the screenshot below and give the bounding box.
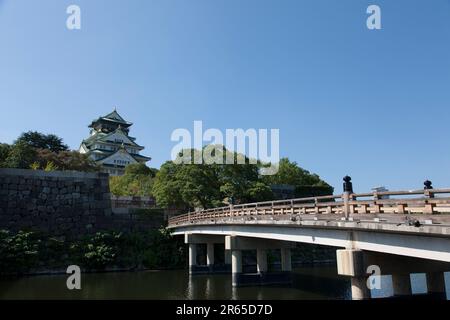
[168,187,450,228]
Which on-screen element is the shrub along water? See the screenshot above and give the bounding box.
[0,228,186,276]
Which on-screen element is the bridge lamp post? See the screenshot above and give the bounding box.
[343,176,353,220]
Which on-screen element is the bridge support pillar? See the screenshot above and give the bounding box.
[188,243,198,275]
[185,234,229,274]
[281,248,292,272]
[392,274,412,297]
[426,272,446,299]
[226,236,294,287]
[206,242,215,271]
[256,249,268,273]
[337,249,371,300]
[225,249,232,265]
[350,277,371,300]
[231,249,243,287]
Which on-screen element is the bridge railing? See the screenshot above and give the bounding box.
[168,186,450,227]
[349,188,450,214]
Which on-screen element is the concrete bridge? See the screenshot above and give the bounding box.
[168,177,450,299]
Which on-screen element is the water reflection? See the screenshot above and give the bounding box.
[0,267,448,300]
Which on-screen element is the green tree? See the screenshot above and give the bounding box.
[245,181,274,202]
[124,163,158,177]
[109,163,156,197]
[262,158,333,196]
[16,131,68,152]
[125,163,151,175]
[0,143,11,167]
[3,141,37,169]
[35,149,99,172]
[152,146,274,209]
[152,161,186,208]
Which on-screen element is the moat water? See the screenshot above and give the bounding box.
[0,266,448,300]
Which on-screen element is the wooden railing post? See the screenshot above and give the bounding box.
[349,193,355,214]
[373,192,381,213]
[314,198,319,214]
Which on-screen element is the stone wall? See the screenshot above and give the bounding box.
[111,195,156,210]
[0,168,111,237]
[111,195,182,221]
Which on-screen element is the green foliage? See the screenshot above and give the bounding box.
[110,164,156,196]
[152,161,187,208]
[30,162,40,170]
[44,161,58,171]
[153,150,334,209]
[140,228,186,269]
[245,181,274,202]
[0,229,186,276]
[117,228,186,269]
[37,149,99,172]
[15,131,68,152]
[0,143,11,167]
[1,132,98,172]
[3,141,37,169]
[262,158,334,195]
[0,230,41,275]
[70,232,122,270]
[153,146,272,209]
[125,163,157,177]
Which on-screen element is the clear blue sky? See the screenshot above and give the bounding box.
[1,0,450,192]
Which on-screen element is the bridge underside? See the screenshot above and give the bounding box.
[172,223,450,300]
[172,222,450,262]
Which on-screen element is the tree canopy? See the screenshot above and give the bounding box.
[109,164,158,197]
[152,147,333,210]
[15,131,69,152]
[262,158,332,188]
[2,141,37,169]
[32,149,98,172]
[0,132,97,172]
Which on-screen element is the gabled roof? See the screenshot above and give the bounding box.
[89,108,133,127]
[102,109,130,124]
[96,127,143,148]
[131,153,152,162]
[82,132,107,147]
[96,147,139,165]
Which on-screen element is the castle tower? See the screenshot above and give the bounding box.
[79,109,151,176]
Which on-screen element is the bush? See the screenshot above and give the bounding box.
[0,229,186,276]
[140,228,186,269]
[70,232,122,270]
[0,230,41,275]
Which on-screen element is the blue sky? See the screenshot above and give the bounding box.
[0,0,450,192]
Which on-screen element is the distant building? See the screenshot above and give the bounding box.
[271,184,296,200]
[79,109,151,176]
[372,186,389,199]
